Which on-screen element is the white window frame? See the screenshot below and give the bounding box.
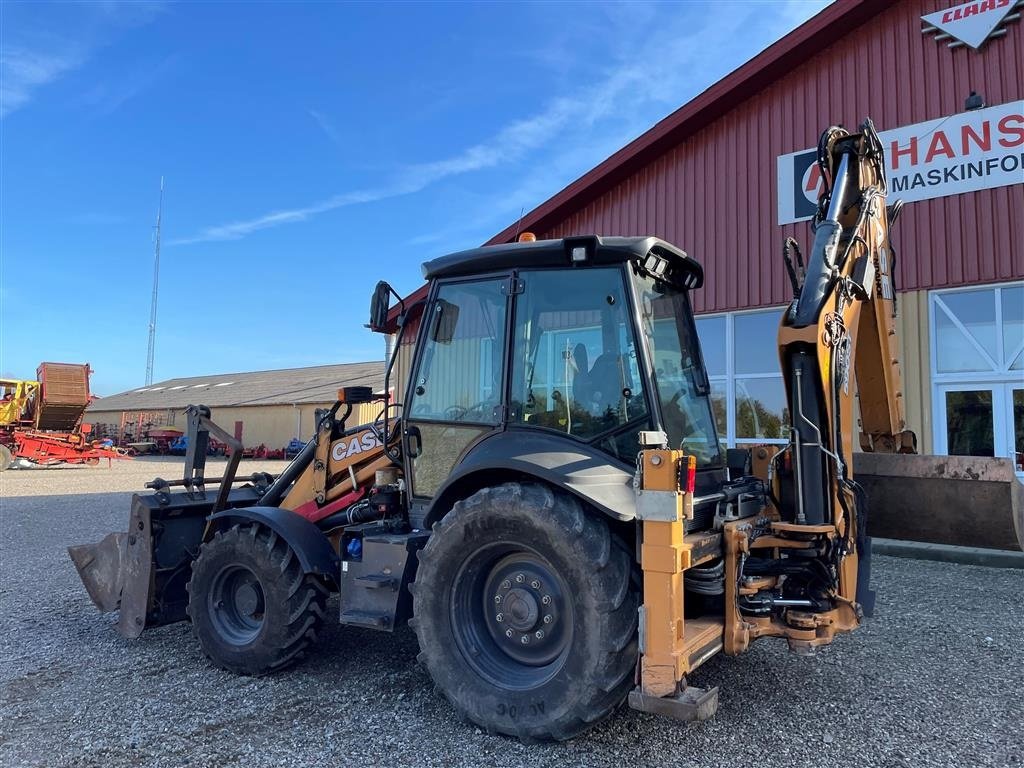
[697,306,788,448]
[933,382,1014,457]
[928,281,1023,473]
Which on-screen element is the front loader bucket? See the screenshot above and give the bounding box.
[69,533,129,613]
[68,492,209,638]
[854,454,1024,551]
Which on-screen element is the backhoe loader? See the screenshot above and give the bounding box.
[70,119,1023,741]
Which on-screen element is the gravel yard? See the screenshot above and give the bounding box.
[1,458,1022,768]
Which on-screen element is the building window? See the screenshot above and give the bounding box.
[930,282,1023,474]
[696,307,789,449]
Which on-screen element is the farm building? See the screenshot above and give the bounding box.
[390,0,1023,474]
[85,362,384,451]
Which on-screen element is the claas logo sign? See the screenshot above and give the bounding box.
[921,0,1019,50]
[777,101,1024,225]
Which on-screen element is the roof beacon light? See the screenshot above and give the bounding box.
[518,232,537,243]
[571,246,588,262]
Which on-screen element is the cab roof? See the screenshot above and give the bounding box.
[421,235,703,289]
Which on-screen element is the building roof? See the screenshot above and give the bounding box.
[87,361,384,412]
[389,0,887,322]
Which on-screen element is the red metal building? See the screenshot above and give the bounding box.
[399,0,1023,469]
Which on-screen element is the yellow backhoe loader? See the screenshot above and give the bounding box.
[70,119,1022,741]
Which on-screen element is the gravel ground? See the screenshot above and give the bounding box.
[1,457,1022,768]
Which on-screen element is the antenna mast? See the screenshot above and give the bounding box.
[145,177,164,386]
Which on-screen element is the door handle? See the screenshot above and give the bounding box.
[406,425,422,458]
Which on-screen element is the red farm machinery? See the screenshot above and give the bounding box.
[0,363,127,470]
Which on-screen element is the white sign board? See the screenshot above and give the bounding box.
[777,100,1024,225]
[921,0,1016,50]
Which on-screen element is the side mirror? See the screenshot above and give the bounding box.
[368,281,392,333]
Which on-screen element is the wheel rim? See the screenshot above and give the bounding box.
[450,545,573,690]
[208,564,266,646]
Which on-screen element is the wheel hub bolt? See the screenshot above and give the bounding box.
[530,579,540,589]
[515,574,525,583]
[543,614,553,624]
[494,594,502,603]
[535,630,544,639]
[505,629,514,638]
[520,635,530,644]
[541,595,551,605]
[495,613,504,623]
[501,580,511,590]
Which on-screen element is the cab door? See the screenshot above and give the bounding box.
[403,276,511,502]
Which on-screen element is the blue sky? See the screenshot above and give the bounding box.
[1,0,828,395]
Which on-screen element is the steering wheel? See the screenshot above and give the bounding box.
[444,402,494,422]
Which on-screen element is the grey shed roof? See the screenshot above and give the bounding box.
[87,362,384,412]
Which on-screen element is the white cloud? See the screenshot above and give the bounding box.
[174,0,831,246]
[74,52,179,116]
[404,0,831,249]
[309,109,343,146]
[171,102,583,245]
[0,47,83,117]
[1,2,166,118]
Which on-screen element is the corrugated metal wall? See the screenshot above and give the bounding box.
[87,402,383,449]
[541,0,1023,314]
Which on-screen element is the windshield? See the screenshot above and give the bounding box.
[633,268,723,468]
[509,267,650,463]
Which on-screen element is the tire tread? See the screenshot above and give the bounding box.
[411,482,638,741]
[186,522,327,676]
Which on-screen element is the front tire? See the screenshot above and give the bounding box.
[411,483,637,741]
[186,523,327,675]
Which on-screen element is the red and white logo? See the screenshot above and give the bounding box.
[921,0,1019,50]
[800,160,823,207]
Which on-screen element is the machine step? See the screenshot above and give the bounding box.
[627,685,719,721]
[682,618,724,673]
[340,609,391,629]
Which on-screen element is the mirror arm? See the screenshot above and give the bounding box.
[387,284,406,317]
[380,297,426,458]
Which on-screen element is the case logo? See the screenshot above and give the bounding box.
[331,430,382,462]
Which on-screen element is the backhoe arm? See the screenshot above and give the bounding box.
[777,118,912,606]
[853,228,916,454]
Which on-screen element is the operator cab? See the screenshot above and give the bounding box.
[376,235,727,524]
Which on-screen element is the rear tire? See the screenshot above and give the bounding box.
[411,482,637,741]
[186,523,327,675]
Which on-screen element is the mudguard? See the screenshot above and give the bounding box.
[208,506,340,584]
[424,429,637,528]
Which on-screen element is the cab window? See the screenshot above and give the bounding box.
[510,268,649,459]
[408,279,507,424]
[633,270,723,468]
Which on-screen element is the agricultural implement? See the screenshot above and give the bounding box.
[0,363,127,469]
